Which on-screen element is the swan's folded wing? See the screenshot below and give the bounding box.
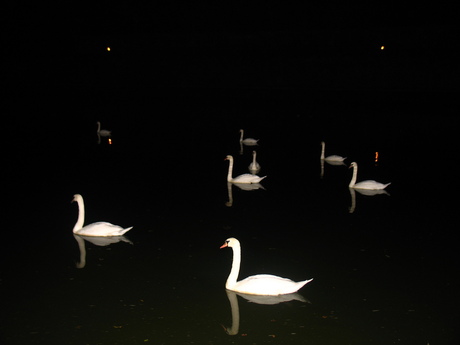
[354,180,390,190]
[232,174,266,184]
[235,274,311,295]
[325,155,346,162]
[76,222,133,236]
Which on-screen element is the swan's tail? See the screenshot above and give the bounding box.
[296,278,313,290]
[300,278,313,285]
[287,278,313,294]
[118,227,133,236]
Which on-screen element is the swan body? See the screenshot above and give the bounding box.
[248,150,261,174]
[239,129,259,145]
[349,162,391,190]
[321,141,346,162]
[72,194,133,237]
[97,121,112,137]
[220,237,313,296]
[226,155,266,184]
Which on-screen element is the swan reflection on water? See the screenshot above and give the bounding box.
[223,290,309,336]
[235,291,309,305]
[73,234,132,269]
[225,182,265,207]
[225,182,234,207]
[319,158,346,178]
[97,133,113,145]
[348,187,390,213]
[232,182,265,191]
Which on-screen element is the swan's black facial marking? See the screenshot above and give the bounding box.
[220,239,231,249]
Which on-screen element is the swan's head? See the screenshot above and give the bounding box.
[239,129,243,133]
[220,237,239,249]
[72,194,83,203]
[349,162,357,169]
[225,155,233,161]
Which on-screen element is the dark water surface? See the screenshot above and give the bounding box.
[2,86,457,344]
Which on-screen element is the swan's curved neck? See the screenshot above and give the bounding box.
[97,122,101,132]
[252,151,257,164]
[227,157,234,182]
[73,198,85,232]
[320,142,325,159]
[226,244,241,289]
[349,164,358,187]
[239,130,244,142]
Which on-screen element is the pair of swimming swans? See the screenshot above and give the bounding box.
[321,142,390,190]
[221,238,313,295]
[72,197,310,295]
[72,194,133,236]
[226,155,265,184]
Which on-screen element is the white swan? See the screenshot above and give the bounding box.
[248,150,261,174]
[320,141,346,162]
[220,237,313,296]
[72,194,133,236]
[97,121,112,137]
[239,129,259,146]
[226,155,266,184]
[349,162,391,190]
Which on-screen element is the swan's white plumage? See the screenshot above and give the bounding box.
[239,129,259,145]
[72,194,132,237]
[349,162,391,190]
[248,150,261,174]
[220,237,313,296]
[320,141,346,162]
[97,121,112,137]
[226,155,266,184]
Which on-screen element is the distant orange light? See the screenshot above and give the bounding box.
[375,151,379,162]
[380,45,385,50]
[106,47,111,52]
[108,138,112,145]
